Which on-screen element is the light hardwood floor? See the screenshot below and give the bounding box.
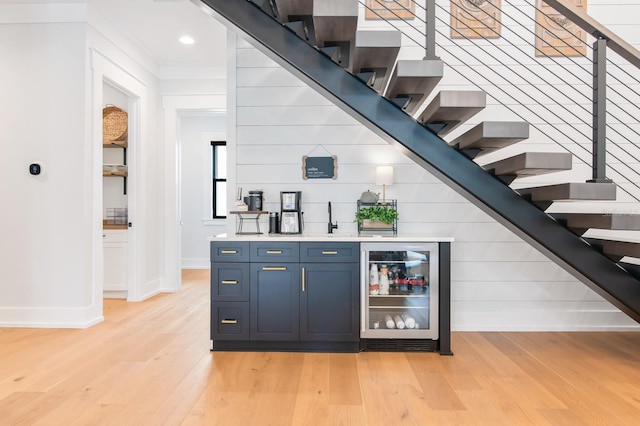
[1,269,640,425]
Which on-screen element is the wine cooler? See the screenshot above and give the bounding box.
[360,242,439,341]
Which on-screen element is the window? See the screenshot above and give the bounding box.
[211,141,227,219]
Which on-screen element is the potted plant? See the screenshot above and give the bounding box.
[355,204,399,229]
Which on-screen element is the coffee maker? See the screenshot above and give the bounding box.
[280,191,303,234]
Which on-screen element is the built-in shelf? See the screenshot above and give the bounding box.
[103,223,128,230]
[103,140,128,148]
[103,171,128,177]
[103,140,127,194]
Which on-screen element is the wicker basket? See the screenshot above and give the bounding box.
[102,105,128,142]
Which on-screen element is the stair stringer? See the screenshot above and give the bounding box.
[194,0,640,324]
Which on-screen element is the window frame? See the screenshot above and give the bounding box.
[211,140,227,219]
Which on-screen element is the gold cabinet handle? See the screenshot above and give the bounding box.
[220,250,237,254]
[262,266,287,271]
[221,280,237,285]
[322,251,338,255]
[302,267,306,292]
[266,250,283,254]
[221,319,238,324]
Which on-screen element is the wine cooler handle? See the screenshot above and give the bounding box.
[301,267,306,292]
[360,250,366,333]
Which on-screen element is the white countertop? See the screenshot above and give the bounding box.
[210,233,454,242]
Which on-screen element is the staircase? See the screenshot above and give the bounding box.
[195,0,640,323]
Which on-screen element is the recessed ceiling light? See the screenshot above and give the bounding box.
[179,35,195,45]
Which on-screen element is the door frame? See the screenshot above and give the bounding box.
[91,49,143,306]
[162,95,227,292]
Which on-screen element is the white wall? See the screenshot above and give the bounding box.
[0,2,169,327]
[0,7,96,326]
[179,114,227,269]
[226,0,640,331]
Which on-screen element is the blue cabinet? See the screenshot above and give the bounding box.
[210,241,360,351]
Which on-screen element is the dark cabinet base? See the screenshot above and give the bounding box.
[211,340,359,353]
[360,338,439,353]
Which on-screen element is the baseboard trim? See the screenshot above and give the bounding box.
[181,258,209,269]
[0,306,104,329]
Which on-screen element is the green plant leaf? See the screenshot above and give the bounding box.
[355,205,399,225]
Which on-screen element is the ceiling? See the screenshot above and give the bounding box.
[88,0,227,70]
[0,0,227,71]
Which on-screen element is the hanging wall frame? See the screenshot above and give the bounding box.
[450,0,502,39]
[535,0,587,57]
[365,0,416,20]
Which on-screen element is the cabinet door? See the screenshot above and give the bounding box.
[104,232,127,294]
[300,263,359,342]
[250,263,300,341]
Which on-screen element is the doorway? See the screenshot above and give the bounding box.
[102,82,131,299]
[178,112,227,272]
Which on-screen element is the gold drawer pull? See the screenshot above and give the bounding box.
[220,250,238,254]
[221,319,238,324]
[221,280,238,285]
[266,250,283,254]
[262,266,286,271]
[322,251,338,255]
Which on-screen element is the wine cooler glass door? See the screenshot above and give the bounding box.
[361,242,439,339]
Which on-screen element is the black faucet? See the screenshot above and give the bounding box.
[328,202,338,234]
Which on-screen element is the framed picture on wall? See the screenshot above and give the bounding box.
[450,0,502,39]
[365,0,415,20]
[535,0,587,57]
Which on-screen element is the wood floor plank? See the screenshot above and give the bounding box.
[357,351,438,425]
[291,353,331,425]
[1,270,640,425]
[329,353,362,406]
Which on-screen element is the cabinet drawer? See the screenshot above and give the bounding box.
[103,230,128,244]
[250,242,299,263]
[211,264,250,301]
[211,302,250,340]
[210,241,250,262]
[300,242,360,263]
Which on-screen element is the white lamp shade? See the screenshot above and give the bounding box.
[375,166,394,186]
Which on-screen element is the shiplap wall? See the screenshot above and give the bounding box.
[228,0,640,331]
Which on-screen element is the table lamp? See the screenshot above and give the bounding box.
[375,165,394,203]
